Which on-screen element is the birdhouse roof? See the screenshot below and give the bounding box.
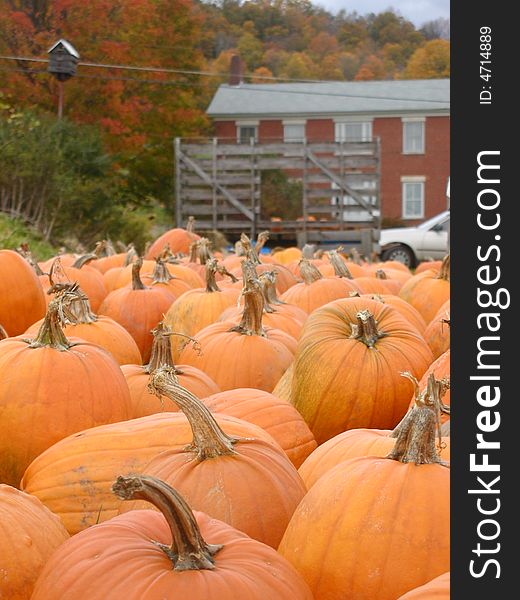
[47,39,80,59]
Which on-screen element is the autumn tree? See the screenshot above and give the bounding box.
[404,39,450,79]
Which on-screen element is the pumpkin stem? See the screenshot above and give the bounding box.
[234,240,245,257]
[255,230,270,257]
[112,475,222,570]
[149,366,238,459]
[186,216,196,234]
[16,244,46,276]
[93,240,116,258]
[216,262,239,283]
[204,258,221,292]
[375,269,387,280]
[301,244,316,260]
[387,372,450,465]
[145,322,202,375]
[0,324,7,340]
[197,238,213,265]
[131,257,147,291]
[27,286,82,350]
[437,254,450,281]
[123,244,138,267]
[350,247,363,265]
[258,270,285,307]
[327,249,354,279]
[349,309,386,348]
[240,233,261,265]
[299,259,323,284]
[229,261,265,336]
[48,282,98,324]
[151,258,174,285]
[71,253,98,269]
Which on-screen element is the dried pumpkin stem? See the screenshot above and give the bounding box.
[349,310,386,348]
[27,291,80,351]
[17,244,46,276]
[216,263,239,283]
[123,245,138,267]
[204,259,221,292]
[150,366,238,459]
[151,259,174,285]
[197,238,213,265]
[71,253,98,269]
[255,230,270,255]
[299,259,323,284]
[93,240,116,258]
[258,270,285,307]
[327,250,354,279]
[63,284,98,324]
[301,244,315,260]
[437,254,450,281]
[375,269,387,280]
[387,372,450,465]
[240,233,260,265]
[0,324,7,340]
[186,216,196,234]
[230,261,265,336]
[131,257,146,291]
[112,475,222,570]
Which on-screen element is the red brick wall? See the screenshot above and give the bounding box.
[306,119,334,142]
[373,116,450,224]
[214,121,236,140]
[259,120,284,141]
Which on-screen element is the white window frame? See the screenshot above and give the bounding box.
[283,120,306,143]
[334,118,373,143]
[401,176,425,219]
[402,117,425,154]
[236,120,259,144]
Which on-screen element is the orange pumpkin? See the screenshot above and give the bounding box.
[0,289,131,486]
[98,258,176,362]
[21,411,277,534]
[32,476,313,600]
[0,249,46,336]
[119,368,307,548]
[122,321,220,418]
[89,239,130,274]
[397,573,450,599]
[258,270,308,324]
[280,259,358,313]
[142,258,192,298]
[424,300,450,358]
[0,485,70,600]
[179,262,295,392]
[358,292,427,334]
[299,373,451,489]
[399,254,450,323]
[204,387,317,468]
[415,260,443,275]
[279,388,450,600]
[409,349,451,423]
[164,258,240,360]
[290,297,433,443]
[145,216,201,258]
[25,283,142,366]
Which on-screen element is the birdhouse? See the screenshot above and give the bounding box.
[47,39,80,81]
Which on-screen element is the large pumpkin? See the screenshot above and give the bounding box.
[25,283,142,366]
[179,262,295,392]
[0,485,69,600]
[21,410,277,534]
[122,321,220,418]
[0,289,132,486]
[204,387,316,468]
[424,300,450,358]
[164,258,240,360]
[399,254,450,323]
[0,249,46,336]
[32,476,313,600]
[290,297,432,443]
[279,387,450,600]
[98,258,177,362]
[119,368,307,548]
[280,259,359,313]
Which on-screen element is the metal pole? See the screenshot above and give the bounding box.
[57,81,64,119]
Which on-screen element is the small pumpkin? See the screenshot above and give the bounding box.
[424,300,450,358]
[122,321,220,418]
[145,215,201,258]
[32,475,313,600]
[0,484,69,600]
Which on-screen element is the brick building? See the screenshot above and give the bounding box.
[207,79,450,225]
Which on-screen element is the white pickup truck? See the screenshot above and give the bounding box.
[379,210,450,267]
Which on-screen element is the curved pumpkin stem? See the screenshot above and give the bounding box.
[17,244,46,276]
[349,310,386,348]
[258,270,284,313]
[437,254,450,281]
[204,258,222,292]
[0,324,7,340]
[230,261,265,336]
[240,233,260,265]
[93,239,116,258]
[255,230,270,257]
[112,475,222,570]
[131,257,147,291]
[71,253,98,270]
[327,250,354,279]
[48,282,98,324]
[299,259,323,285]
[387,372,450,465]
[149,366,238,459]
[145,322,201,375]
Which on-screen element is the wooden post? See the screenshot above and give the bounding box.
[57,81,64,119]
[174,138,182,227]
[212,137,218,230]
[302,140,309,245]
[250,136,256,239]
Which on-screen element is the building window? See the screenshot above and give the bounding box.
[237,125,258,144]
[335,121,372,142]
[402,178,425,219]
[402,120,425,154]
[283,122,306,143]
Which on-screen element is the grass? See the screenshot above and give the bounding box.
[0,213,60,260]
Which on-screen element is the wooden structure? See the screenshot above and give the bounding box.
[175,137,381,251]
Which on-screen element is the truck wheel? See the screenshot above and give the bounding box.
[381,245,415,267]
